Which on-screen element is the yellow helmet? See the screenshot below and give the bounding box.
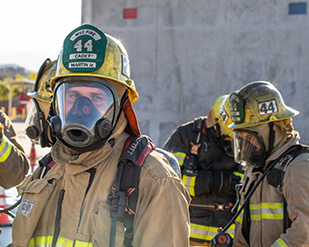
[24,58,57,147]
[50,24,138,103]
[229,81,299,129]
[28,58,56,103]
[212,94,233,138]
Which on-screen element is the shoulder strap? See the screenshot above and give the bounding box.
[38,153,56,179]
[182,118,206,176]
[267,144,309,233]
[267,145,309,189]
[109,135,155,247]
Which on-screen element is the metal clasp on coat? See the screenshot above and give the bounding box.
[215,203,225,211]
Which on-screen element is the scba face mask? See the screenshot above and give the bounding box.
[233,129,266,168]
[51,77,120,149]
[24,99,53,148]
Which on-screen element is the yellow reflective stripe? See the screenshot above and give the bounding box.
[190,223,235,241]
[250,203,283,221]
[190,223,219,241]
[56,236,74,246]
[28,236,53,247]
[235,205,243,224]
[226,224,235,238]
[75,240,93,247]
[233,171,244,179]
[28,236,92,247]
[261,202,283,209]
[182,174,196,196]
[271,237,288,247]
[173,152,186,166]
[0,136,12,162]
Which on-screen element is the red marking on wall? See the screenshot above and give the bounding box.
[123,8,138,19]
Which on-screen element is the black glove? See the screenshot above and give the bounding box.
[212,171,241,194]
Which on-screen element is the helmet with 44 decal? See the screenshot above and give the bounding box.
[228,81,299,129]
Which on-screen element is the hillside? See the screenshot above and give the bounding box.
[0,64,30,80]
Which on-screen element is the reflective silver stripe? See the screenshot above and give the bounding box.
[190,223,219,241]
[0,140,9,156]
[182,174,196,196]
[191,223,235,241]
[271,238,288,247]
[173,152,186,166]
[250,203,283,220]
[0,136,12,162]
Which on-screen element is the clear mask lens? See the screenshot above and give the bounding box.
[233,130,265,167]
[53,79,118,147]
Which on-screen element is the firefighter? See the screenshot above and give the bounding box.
[24,58,56,148]
[11,24,190,246]
[0,110,29,189]
[163,94,243,246]
[229,81,309,246]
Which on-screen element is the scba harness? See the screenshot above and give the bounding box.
[109,135,181,247]
[36,135,180,247]
[211,144,309,247]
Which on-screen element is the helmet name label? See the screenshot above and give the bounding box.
[258,100,278,115]
[69,53,97,60]
[69,62,96,69]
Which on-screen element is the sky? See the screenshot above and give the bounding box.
[0,0,82,72]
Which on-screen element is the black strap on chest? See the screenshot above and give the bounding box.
[183,117,205,176]
[109,135,155,247]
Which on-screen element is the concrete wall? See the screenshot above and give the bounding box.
[82,0,309,147]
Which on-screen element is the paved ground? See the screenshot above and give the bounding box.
[0,120,50,246]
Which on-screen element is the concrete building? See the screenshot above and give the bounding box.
[82,0,309,147]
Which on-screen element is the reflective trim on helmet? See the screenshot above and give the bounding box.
[190,223,235,241]
[173,152,186,166]
[182,174,196,196]
[0,136,12,162]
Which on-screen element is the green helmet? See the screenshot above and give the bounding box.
[50,24,138,103]
[229,81,299,129]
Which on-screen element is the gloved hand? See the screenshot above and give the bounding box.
[212,171,241,194]
[0,122,3,140]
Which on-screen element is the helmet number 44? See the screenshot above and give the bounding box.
[74,39,93,52]
[258,100,278,115]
